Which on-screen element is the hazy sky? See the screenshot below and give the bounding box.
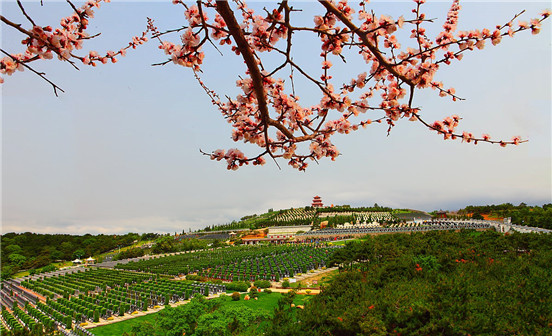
[2,1,551,234]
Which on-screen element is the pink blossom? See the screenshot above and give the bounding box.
[491,30,502,45]
[462,131,474,143]
[397,16,405,28]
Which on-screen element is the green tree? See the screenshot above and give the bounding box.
[7,253,26,267]
[471,212,484,220]
[195,305,270,336]
[73,248,86,260]
[266,291,298,336]
[60,241,74,260]
[0,265,15,280]
[4,244,22,255]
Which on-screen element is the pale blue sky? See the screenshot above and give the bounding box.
[2,1,551,234]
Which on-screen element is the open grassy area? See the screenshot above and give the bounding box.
[54,261,73,268]
[13,261,74,279]
[392,209,413,214]
[12,270,30,278]
[290,269,339,289]
[223,292,311,312]
[328,237,363,246]
[89,313,157,336]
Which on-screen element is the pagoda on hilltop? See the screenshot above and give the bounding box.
[312,196,324,208]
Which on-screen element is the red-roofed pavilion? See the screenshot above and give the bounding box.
[312,196,323,208]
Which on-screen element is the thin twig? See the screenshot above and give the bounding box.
[1,48,65,96]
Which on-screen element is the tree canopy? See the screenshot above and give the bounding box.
[0,232,141,279]
[1,0,549,170]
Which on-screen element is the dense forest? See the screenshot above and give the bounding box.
[122,230,551,335]
[459,203,552,229]
[0,232,158,279]
[288,230,551,335]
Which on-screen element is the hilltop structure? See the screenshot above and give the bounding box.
[312,196,324,208]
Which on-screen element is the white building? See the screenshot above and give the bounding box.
[266,225,311,240]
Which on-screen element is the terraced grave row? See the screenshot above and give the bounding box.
[1,268,224,334]
[117,244,340,280]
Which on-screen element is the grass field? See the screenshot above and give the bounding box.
[290,269,339,289]
[13,261,74,279]
[329,237,363,246]
[224,292,312,312]
[12,270,30,278]
[89,292,311,336]
[89,313,157,336]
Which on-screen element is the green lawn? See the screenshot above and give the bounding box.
[328,238,363,246]
[221,292,311,313]
[89,313,157,336]
[90,292,311,336]
[12,270,30,278]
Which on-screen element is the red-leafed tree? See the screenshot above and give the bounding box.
[1,0,549,170]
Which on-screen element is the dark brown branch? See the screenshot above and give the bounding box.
[1,15,32,36]
[16,0,36,27]
[1,48,65,96]
[318,0,410,85]
[216,0,315,143]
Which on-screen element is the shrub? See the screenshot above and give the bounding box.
[249,286,258,298]
[282,280,290,288]
[253,280,271,288]
[186,274,205,282]
[231,292,240,301]
[226,281,249,292]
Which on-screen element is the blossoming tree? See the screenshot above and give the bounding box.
[1,0,549,170]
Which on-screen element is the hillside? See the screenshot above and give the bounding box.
[204,205,404,232]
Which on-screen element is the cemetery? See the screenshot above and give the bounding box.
[0,240,340,335]
[1,204,551,335]
[0,267,227,335]
[1,0,550,332]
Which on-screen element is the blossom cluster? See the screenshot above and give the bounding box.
[155,0,547,170]
[3,0,549,169]
[1,0,152,86]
